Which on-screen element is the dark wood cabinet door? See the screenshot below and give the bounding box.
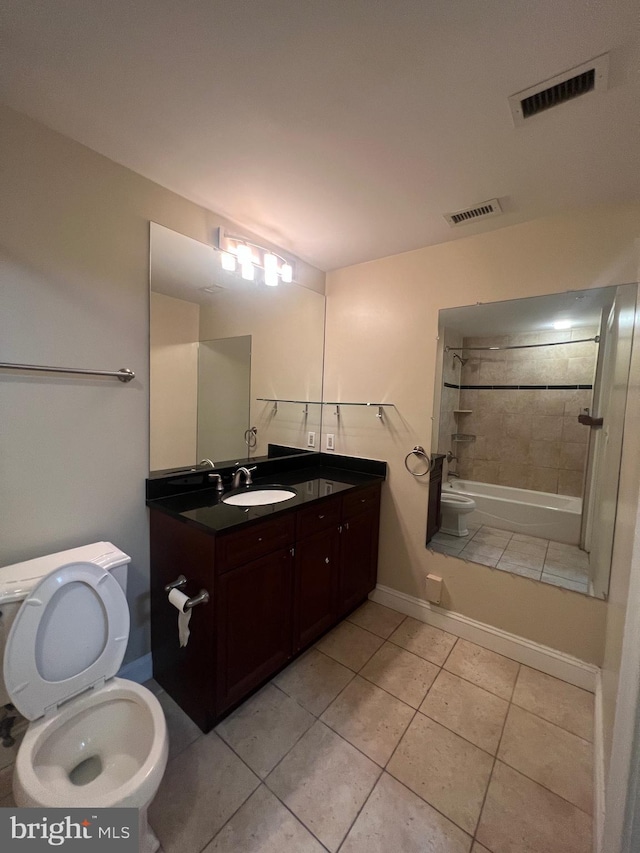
[216,548,293,714]
[338,506,380,617]
[294,527,339,652]
[426,457,443,544]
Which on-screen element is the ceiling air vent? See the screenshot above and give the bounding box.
[509,54,609,126]
[444,198,503,227]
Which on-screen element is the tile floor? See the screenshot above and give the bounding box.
[0,600,595,853]
[429,524,591,593]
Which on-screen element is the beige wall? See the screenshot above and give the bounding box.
[150,292,199,470]
[0,105,324,663]
[324,204,640,665]
[199,284,325,457]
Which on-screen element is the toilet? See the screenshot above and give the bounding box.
[440,493,476,536]
[0,542,168,853]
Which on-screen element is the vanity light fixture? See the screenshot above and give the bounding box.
[215,227,295,286]
[553,319,573,330]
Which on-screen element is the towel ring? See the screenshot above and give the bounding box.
[404,446,433,477]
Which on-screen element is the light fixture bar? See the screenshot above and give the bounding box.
[215,227,295,285]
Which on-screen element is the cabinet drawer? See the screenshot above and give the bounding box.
[342,482,381,518]
[296,496,342,539]
[217,514,295,572]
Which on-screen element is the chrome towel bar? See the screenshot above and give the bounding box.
[0,362,135,382]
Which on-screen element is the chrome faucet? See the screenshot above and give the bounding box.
[208,472,224,492]
[232,466,256,488]
[448,471,460,479]
[199,458,215,468]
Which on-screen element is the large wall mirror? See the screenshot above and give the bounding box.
[149,223,325,472]
[429,282,638,600]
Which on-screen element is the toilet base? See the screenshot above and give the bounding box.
[440,523,469,538]
[140,808,160,853]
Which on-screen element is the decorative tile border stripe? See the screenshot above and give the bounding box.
[443,381,593,391]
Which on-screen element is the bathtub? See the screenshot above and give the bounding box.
[442,479,581,544]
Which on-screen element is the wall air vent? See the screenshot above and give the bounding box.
[444,198,503,227]
[509,54,609,126]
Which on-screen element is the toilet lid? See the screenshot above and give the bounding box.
[3,561,130,721]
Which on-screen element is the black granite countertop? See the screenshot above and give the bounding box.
[146,456,386,535]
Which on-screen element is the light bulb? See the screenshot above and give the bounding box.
[281,263,293,283]
[264,253,278,286]
[236,243,252,264]
[241,261,254,281]
[221,251,236,272]
[553,320,572,330]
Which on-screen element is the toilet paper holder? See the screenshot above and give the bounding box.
[164,575,210,610]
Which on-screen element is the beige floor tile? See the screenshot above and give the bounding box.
[215,684,315,778]
[156,688,204,761]
[273,648,354,716]
[0,791,16,807]
[0,764,13,801]
[473,527,512,541]
[503,539,547,556]
[340,772,472,853]
[347,600,406,638]
[360,642,439,708]
[459,543,506,562]
[202,784,325,853]
[388,616,457,666]
[500,546,544,570]
[316,621,384,671]
[463,553,500,568]
[541,573,589,593]
[471,843,491,853]
[543,561,590,582]
[476,761,591,853]
[266,721,380,852]
[420,670,508,754]
[512,666,594,741]
[495,559,541,579]
[466,534,510,551]
[321,675,414,766]
[444,639,519,700]
[387,713,493,834]
[511,534,549,547]
[498,705,592,814]
[149,731,259,853]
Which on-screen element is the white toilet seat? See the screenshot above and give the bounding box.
[4,561,129,721]
[13,678,168,810]
[441,494,475,508]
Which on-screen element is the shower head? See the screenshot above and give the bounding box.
[453,353,468,367]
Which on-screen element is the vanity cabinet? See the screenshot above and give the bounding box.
[216,548,293,714]
[149,478,382,731]
[338,485,381,617]
[293,498,342,652]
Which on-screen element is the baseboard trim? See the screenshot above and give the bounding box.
[594,670,605,853]
[117,652,153,685]
[370,584,599,692]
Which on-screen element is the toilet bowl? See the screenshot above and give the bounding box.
[440,493,476,536]
[0,543,168,853]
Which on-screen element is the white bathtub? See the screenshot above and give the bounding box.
[442,479,581,544]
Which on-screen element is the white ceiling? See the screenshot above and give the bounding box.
[1,0,639,271]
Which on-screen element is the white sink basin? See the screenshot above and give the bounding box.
[222,487,297,507]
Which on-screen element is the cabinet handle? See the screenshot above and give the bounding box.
[258,537,263,542]
[344,521,350,531]
[325,557,330,564]
[290,547,295,557]
[360,498,366,503]
[318,514,325,519]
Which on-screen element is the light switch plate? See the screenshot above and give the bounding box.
[307,431,316,447]
[326,434,335,451]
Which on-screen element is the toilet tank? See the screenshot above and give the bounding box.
[0,542,130,707]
